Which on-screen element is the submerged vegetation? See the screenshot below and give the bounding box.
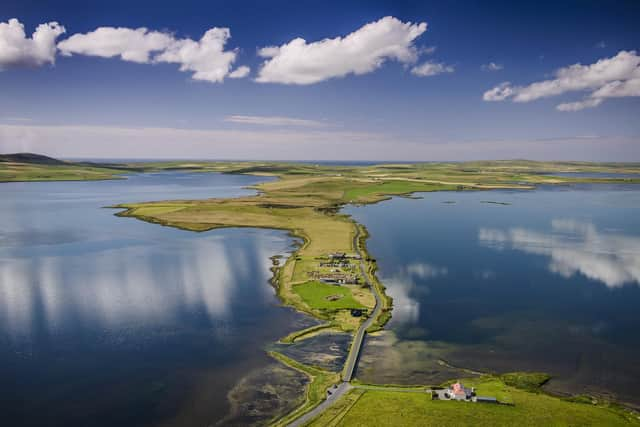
[268,351,341,427]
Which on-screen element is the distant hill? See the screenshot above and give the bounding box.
[0,153,68,165]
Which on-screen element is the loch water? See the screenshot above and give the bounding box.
[0,172,311,426]
[346,184,640,405]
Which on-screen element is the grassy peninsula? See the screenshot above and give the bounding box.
[110,159,640,425]
[5,154,640,425]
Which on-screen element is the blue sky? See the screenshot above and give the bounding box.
[0,0,639,160]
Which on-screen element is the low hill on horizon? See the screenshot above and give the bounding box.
[0,152,69,165]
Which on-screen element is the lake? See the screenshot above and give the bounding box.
[3,173,640,424]
[0,172,313,426]
[346,184,640,407]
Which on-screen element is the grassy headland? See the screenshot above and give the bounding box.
[110,159,640,424]
[6,154,640,424]
[112,158,640,329]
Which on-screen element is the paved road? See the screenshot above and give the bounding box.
[342,226,383,382]
[287,382,353,427]
[287,226,384,426]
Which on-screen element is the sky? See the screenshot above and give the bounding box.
[0,0,639,161]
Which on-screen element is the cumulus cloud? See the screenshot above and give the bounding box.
[58,26,173,63]
[479,219,640,288]
[154,27,238,82]
[481,62,503,71]
[0,18,65,68]
[228,65,250,78]
[483,50,640,111]
[57,25,244,82]
[224,115,325,127]
[411,61,454,77]
[256,16,427,84]
[482,82,514,101]
[556,98,603,112]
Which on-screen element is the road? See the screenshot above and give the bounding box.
[287,225,384,426]
[342,226,383,382]
[287,382,352,427]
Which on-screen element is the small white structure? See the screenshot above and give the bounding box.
[434,381,498,403]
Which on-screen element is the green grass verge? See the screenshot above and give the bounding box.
[302,389,366,427]
[280,323,334,344]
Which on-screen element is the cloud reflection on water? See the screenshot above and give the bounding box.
[383,262,447,325]
[479,219,640,288]
[0,233,282,340]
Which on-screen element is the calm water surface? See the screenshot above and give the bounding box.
[346,184,640,405]
[0,173,310,426]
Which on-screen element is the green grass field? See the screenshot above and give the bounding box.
[343,181,455,202]
[308,377,640,426]
[293,281,366,310]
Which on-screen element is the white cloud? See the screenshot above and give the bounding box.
[256,16,427,84]
[411,61,454,77]
[154,27,237,83]
[590,77,640,98]
[228,65,250,78]
[58,26,173,63]
[0,18,65,68]
[224,115,325,127]
[57,25,242,82]
[482,50,640,111]
[479,219,640,289]
[481,62,503,71]
[556,98,603,111]
[482,82,514,101]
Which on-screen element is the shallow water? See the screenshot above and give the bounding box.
[346,184,640,405]
[0,172,311,426]
[274,331,351,372]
